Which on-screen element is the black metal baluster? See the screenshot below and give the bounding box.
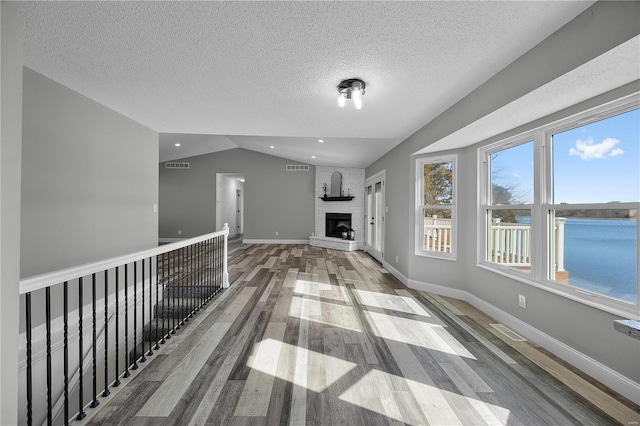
[46,287,52,425]
[147,257,154,356]
[26,292,33,426]
[162,253,168,342]
[90,274,99,408]
[171,249,176,334]
[154,256,160,349]
[185,246,193,322]
[201,241,205,306]
[201,241,205,301]
[132,262,138,370]
[176,248,181,330]
[124,265,131,378]
[206,240,211,297]
[102,270,110,397]
[77,278,86,420]
[140,259,146,363]
[114,267,121,387]
[189,244,194,317]
[63,282,69,425]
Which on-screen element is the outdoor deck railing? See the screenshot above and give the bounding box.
[18,225,229,426]
[423,217,566,270]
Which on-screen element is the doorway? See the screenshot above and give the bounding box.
[365,170,385,263]
[216,173,244,236]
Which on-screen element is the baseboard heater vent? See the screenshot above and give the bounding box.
[490,324,527,341]
[165,162,190,169]
[286,164,310,171]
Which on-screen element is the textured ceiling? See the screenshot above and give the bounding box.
[23,1,597,167]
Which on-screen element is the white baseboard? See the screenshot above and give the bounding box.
[407,278,640,405]
[407,278,467,300]
[381,261,408,286]
[465,293,640,405]
[242,239,310,244]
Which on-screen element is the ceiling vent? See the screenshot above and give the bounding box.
[286,164,310,172]
[165,162,190,169]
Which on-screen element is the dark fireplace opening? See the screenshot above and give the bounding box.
[326,213,352,239]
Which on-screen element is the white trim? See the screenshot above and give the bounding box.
[242,239,310,244]
[465,292,640,406]
[20,228,229,294]
[407,279,467,301]
[407,278,640,405]
[381,261,408,286]
[364,170,385,263]
[415,154,458,260]
[477,94,639,312]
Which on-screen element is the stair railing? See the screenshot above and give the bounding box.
[18,224,229,426]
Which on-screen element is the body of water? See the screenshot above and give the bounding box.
[563,218,637,304]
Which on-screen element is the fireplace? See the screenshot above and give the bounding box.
[325,213,352,239]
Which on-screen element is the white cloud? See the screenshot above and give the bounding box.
[513,173,522,178]
[568,137,623,160]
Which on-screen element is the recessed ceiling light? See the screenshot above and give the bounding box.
[318,139,324,143]
[311,155,316,159]
[270,145,275,149]
[174,143,181,147]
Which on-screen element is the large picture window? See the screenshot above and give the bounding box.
[416,155,456,259]
[479,96,639,312]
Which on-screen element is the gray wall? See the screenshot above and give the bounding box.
[365,141,412,278]
[367,2,640,384]
[159,148,315,240]
[1,3,24,423]
[21,68,159,278]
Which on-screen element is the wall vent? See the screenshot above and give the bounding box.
[286,164,310,172]
[165,162,190,169]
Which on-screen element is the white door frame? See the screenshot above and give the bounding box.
[365,170,385,263]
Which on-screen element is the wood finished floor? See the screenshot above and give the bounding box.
[86,240,640,426]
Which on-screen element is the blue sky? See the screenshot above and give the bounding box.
[491,108,640,205]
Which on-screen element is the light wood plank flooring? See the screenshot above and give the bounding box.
[85,240,640,425]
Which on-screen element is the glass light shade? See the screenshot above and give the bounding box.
[352,88,362,109]
[337,93,346,108]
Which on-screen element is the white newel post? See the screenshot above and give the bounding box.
[555,218,566,272]
[222,223,230,288]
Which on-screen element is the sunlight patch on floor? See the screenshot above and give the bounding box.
[354,288,432,317]
[289,296,362,332]
[365,310,476,359]
[339,369,510,426]
[249,338,357,393]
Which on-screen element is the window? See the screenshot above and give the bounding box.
[416,155,456,259]
[486,141,534,273]
[479,95,639,313]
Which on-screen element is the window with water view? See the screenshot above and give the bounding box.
[549,108,639,304]
[480,103,639,307]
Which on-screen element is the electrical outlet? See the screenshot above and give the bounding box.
[396,256,399,263]
[178,230,182,235]
[275,231,279,236]
[518,294,526,309]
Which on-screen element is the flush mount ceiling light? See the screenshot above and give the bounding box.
[337,78,366,110]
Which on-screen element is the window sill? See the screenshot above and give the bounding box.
[475,262,639,319]
[415,251,457,262]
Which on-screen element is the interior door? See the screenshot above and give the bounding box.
[365,171,385,263]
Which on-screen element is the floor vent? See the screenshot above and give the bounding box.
[165,162,190,169]
[490,324,527,341]
[286,164,310,171]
